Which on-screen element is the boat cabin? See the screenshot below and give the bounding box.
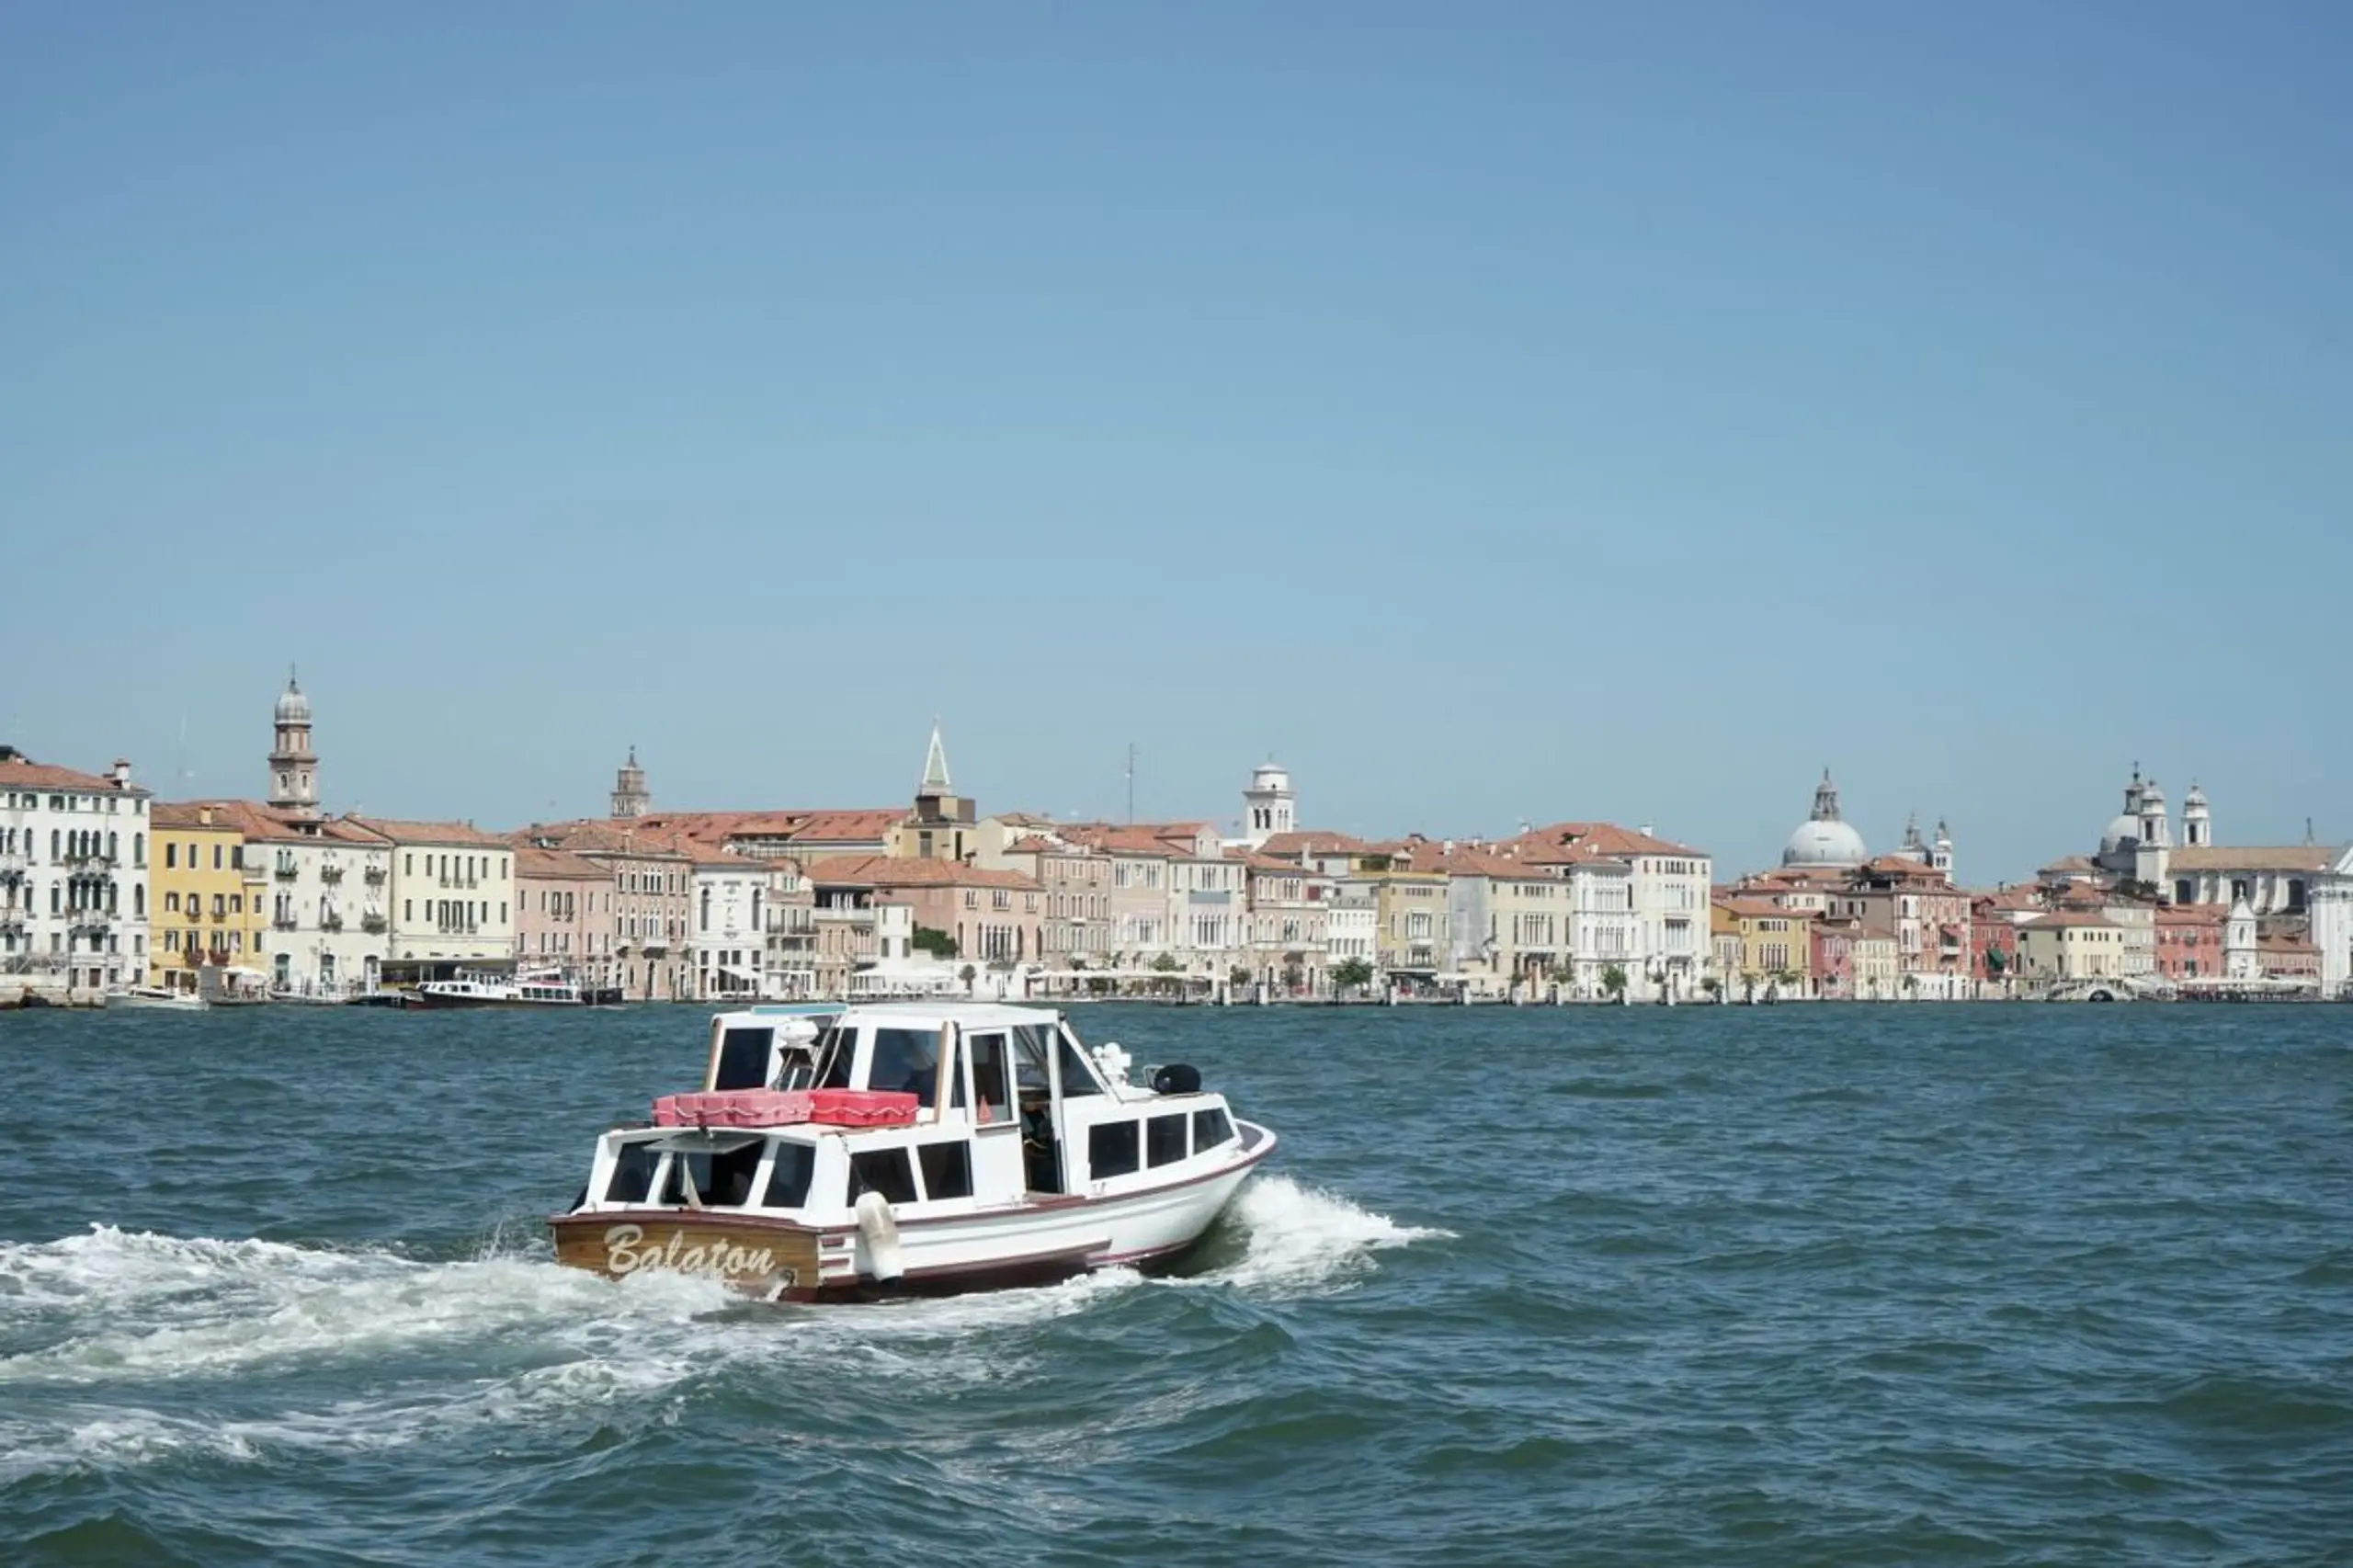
[577,1002,1242,1222]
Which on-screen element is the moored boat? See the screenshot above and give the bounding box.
[110,985,209,1011]
[549,1002,1275,1301]
[414,969,587,1008]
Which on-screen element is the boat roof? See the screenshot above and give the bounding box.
[712,1000,1061,1030]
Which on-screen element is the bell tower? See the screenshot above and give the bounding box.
[267,668,319,816]
[610,746,651,819]
[1242,761,1296,848]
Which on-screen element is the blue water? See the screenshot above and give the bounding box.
[2,1003,2349,1565]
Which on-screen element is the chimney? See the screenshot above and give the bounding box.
[112,758,132,787]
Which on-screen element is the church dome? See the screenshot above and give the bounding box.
[1783,818,1867,867]
[2099,813,2141,856]
[1249,762,1291,794]
[274,676,311,724]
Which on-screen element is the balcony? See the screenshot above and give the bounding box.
[0,852,28,878]
[437,921,482,937]
[0,911,26,934]
[361,914,387,934]
[275,863,299,881]
[439,874,479,890]
[322,915,344,933]
[69,909,111,933]
[320,862,344,883]
[364,865,387,884]
[273,914,298,932]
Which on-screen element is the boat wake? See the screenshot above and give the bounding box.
[0,1178,1444,1479]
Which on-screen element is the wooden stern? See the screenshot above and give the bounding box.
[550,1212,823,1300]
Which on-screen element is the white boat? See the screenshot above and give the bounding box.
[550,1002,1276,1301]
[110,985,209,1011]
[414,969,585,1008]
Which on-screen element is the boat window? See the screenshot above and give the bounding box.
[713,1026,772,1091]
[1088,1120,1139,1179]
[1011,1027,1052,1096]
[815,1025,856,1090]
[605,1142,659,1203]
[702,1142,764,1207]
[869,1028,942,1104]
[968,1031,1012,1125]
[848,1148,919,1206]
[916,1141,974,1200]
[661,1153,710,1206]
[1147,1113,1188,1168]
[762,1142,815,1208]
[1056,1036,1103,1098]
[1192,1108,1233,1151]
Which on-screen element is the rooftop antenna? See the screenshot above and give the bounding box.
[1126,743,1136,825]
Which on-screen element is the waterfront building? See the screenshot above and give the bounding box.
[2154,903,2225,982]
[0,750,152,996]
[1504,823,1711,1002]
[1831,855,1972,999]
[148,803,267,992]
[1710,904,1743,992]
[1237,851,1328,996]
[761,858,818,1000]
[1442,847,1570,997]
[1970,886,2044,992]
[1325,892,1377,977]
[355,818,518,975]
[509,821,688,999]
[514,845,610,973]
[1848,931,1901,998]
[1713,897,1815,1000]
[801,855,1043,995]
[1812,915,1863,999]
[2015,913,2131,983]
[1558,844,1638,998]
[686,840,770,1001]
[994,835,1115,971]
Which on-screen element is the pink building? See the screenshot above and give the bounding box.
[514,846,613,973]
[804,855,1045,975]
[2154,903,2225,981]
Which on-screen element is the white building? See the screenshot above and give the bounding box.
[0,750,153,996]
[687,843,770,1001]
[1325,894,1377,974]
[1561,847,1637,999]
[249,811,394,996]
[1506,822,1711,1002]
[354,817,517,969]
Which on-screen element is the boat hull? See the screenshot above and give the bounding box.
[549,1125,1273,1303]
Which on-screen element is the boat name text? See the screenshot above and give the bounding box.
[603,1223,787,1283]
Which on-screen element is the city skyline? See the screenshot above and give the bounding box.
[7,5,2349,881]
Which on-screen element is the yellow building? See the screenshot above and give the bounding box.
[149,802,266,992]
[1717,897,1814,998]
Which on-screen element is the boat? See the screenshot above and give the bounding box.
[110,985,209,1011]
[413,968,587,1008]
[549,1002,1277,1301]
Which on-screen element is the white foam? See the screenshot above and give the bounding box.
[1172,1173,1451,1297]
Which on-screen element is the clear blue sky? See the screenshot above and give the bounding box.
[6,2,2347,881]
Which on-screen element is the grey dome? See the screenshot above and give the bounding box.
[1783,819,1867,867]
[275,677,311,724]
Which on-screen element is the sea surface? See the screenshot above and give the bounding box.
[2,1002,2349,1566]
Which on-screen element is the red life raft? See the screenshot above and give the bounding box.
[651,1088,919,1130]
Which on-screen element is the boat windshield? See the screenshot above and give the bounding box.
[869,1028,942,1105]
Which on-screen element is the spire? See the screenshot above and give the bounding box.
[1811,769,1843,823]
[920,719,952,795]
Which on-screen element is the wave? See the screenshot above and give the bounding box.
[1166,1173,1450,1296]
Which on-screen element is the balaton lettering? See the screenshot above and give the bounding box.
[603,1223,781,1282]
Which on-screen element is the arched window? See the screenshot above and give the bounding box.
[699,887,711,931]
[133,833,144,868]
[135,885,146,916]
[166,843,177,869]
[107,832,118,861]
[51,829,61,860]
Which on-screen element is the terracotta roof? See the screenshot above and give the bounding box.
[2165,845,2338,873]
[783,809,906,844]
[802,855,1040,892]
[1256,830,1370,858]
[2256,930,2318,953]
[153,802,242,831]
[2021,912,2120,930]
[1504,821,1707,862]
[162,801,390,847]
[2038,855,2098,876]
[2156,903,2227,925]
[515,846,610,882]
[0,755,150,797]
[347,815,509,848]
[1715,896,1812,921]
[511,820,691,859]
[1005,835,1060,854]
[1438,848,1558,882]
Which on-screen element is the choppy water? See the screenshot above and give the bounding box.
[2,1003,2349,1566]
